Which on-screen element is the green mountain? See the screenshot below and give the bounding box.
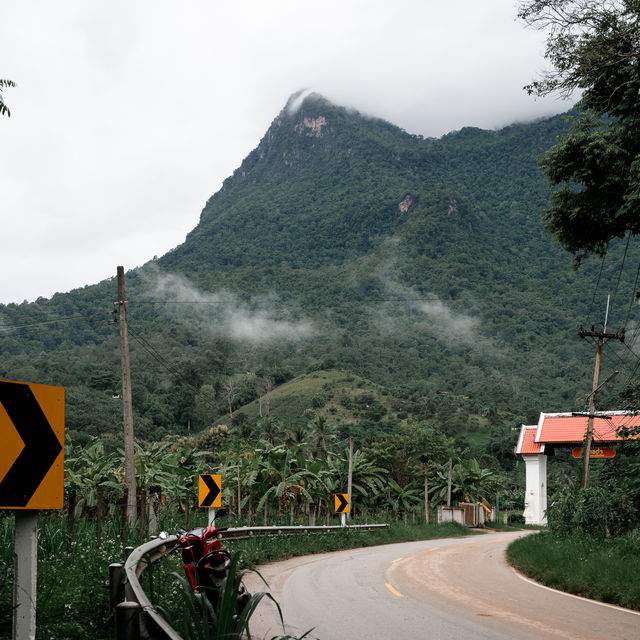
[1,92,635,441]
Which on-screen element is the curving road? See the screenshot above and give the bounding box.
[244,531,639,640]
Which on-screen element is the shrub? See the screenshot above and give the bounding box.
[311,393,327,409]
[547,486,609,539]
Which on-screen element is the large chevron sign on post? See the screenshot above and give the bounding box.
[0,379,65,509]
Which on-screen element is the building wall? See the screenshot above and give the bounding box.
[522,454,547,525]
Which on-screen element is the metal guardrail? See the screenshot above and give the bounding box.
[113,523,389,639]
[210,523,389,540]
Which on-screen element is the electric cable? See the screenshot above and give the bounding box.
[126,323,238,420]
[610,230,631,317]
[586,249,607,326]
[0,311,110,334]
[624,259,640,329]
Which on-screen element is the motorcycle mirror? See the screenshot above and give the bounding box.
[158,531,170,540]
[216,508,229,518]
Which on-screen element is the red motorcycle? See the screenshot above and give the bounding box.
[164,522,250,613]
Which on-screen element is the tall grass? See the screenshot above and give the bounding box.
[506,531,640,610]
[0,512,117,639]
[159,558,307,640]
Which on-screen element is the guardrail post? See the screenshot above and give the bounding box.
[109,563,123,609]
[116,601,141,640]
[123,546,136,602]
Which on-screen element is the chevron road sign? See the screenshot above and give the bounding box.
[334,493,349,514]
[199,474,222,508]
[0,379,65,510]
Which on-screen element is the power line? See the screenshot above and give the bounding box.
[610,230,631,316]
[0,311,110,334]
[586,250,607,326]
[126,324,225,419]
[624,259,640,328]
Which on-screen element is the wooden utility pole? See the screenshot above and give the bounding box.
[578,324,625,488]
[424,460,429,524]
[347,437,353,521]
[116,266,137,526]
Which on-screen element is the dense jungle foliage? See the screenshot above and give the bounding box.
[1,92,639,466]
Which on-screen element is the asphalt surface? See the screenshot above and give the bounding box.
[244,530,639,640]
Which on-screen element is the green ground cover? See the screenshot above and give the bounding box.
[506,531,640,611]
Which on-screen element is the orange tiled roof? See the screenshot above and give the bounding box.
[535,412,640,445]
[515,425,544,455]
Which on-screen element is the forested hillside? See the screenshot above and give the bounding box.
[1,92,637,443]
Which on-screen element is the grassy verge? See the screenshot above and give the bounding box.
[0,513,121,639]
[506,531,640,611]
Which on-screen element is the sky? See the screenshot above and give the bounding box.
[0,1,567,305]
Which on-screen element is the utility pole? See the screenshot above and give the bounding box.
[423,458,429,524]
[116,266,137,526]
[578,324,625,488]
[347,437,353,521]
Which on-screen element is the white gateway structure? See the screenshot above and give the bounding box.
[514,412,639,525]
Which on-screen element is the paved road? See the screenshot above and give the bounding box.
[244,531,639,639]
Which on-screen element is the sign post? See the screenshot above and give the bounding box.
[13,511,38,640]
[0,379,65,640]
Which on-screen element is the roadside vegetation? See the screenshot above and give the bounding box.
[507,531,640,611]
[506,438,640,611]
[0,511,472,640]
[505,1,640,613]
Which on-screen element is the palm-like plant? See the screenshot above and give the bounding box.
[65,438,120,547]
[325,448,386,515]
[307,413,337,459]
[284,424,309,450]
[255,444,320,524]
[132,441,187,492]
[429,458,500,505]
[257,416,282,446]
[0,79,15,117]
[65,439,120,516]
[383,478,423,516]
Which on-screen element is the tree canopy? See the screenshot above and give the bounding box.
[519,0,640,260]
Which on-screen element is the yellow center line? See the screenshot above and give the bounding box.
[392,557,403,563]
[385,582,404,598]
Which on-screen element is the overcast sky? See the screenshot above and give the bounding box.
[0,1,567,305]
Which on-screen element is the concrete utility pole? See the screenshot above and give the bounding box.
[116,266,137,526]
[578,324,625,488]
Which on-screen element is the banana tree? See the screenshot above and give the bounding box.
[382,478,423,519]
[64,438,119,547]
[325,448,387,516]
[255,443,320,525]
[429,458,500,505]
